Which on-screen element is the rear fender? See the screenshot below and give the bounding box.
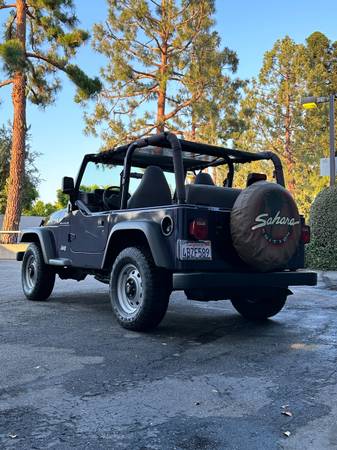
[20,228,57,264]
[102,221,172,269]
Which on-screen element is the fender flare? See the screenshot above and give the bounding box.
[20,228,57,264]
[102,220,172,269]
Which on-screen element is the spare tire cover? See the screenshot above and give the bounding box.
[230,181,301,272]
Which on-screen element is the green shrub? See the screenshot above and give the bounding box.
[306,186,337,270]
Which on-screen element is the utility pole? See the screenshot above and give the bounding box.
[302,94,336,186]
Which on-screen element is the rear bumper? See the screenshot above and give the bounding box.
[173,270,317,290]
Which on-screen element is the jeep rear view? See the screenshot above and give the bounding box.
[17,132,317,331]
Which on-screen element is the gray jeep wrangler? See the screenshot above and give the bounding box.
[17,133,317,331]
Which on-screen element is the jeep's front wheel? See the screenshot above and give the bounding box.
[22,243,56,301]
[110,247,171,331]
[231,291,288,321]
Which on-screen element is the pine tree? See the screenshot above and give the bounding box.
[298,32,337,197]
[236,37,307,193]
[0,124,39,215]
[234,33,337,217]
[85,0,241,148]
[0,0,101,242]
[181,31,244,144]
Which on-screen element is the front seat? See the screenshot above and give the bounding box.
[128,166,172,209]
[194,172,215,185]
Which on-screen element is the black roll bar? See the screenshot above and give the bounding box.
[166,133,186,204]
[257,151,285,187]
[120,132,186,209]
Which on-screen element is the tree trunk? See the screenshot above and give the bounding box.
[191,113,196,140]
[156,0,167,134]
[284,119,294,193]
[157,46,167,133]
[284,99,295,193]
[284,72,295,194]
[1,0,26,244]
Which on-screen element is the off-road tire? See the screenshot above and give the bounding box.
[110,246,171,331]
[22,243,55,301]
[231,291,288,321]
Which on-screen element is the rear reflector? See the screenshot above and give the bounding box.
[301,225,310,244]
[189,218,208,240]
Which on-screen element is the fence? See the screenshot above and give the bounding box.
[0,216,43,243]
[0,230,22,244]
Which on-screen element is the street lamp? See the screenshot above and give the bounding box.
[301,94,336,186]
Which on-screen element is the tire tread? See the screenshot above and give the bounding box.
[110,246,171,331]
[231,293,287,321]
[22,243,55,301]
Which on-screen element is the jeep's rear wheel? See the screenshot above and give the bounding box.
[110,247,171,331]
[22,243,55,301]
[231,290,288,321]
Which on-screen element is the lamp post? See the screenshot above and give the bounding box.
[329,94,335,186]
[301,94,336,186]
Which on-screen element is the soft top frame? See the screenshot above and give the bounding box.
[87,133,282,171]
[76,133,285,209]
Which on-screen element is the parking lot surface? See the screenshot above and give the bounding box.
[1,260,337,449]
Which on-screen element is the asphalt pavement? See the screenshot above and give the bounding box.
[1,260,337,449]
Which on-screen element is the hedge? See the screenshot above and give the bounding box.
[306,186,337,270]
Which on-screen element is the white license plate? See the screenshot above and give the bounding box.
[178,240,212,260]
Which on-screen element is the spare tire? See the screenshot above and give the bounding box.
[230,181,301,272]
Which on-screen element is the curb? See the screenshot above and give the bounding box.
[0,243,28,260]
[315,270,337,290]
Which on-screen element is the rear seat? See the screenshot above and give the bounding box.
[185,184,241,209]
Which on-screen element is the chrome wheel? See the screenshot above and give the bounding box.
[116,263,143,316]
[24,254,38,291]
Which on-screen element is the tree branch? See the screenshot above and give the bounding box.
[7,10,17,38]
[149,0,161,8]
[131,68,156,79]
[0,4,16,10]
[164,93,202,121]
[0,78,13,88]
[26,52,66,72]
[102,83,158,100]
[26,8,36,20]
[113,90,154,115]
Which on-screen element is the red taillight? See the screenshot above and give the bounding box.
[189,218,208,240]
[301,225,310,244]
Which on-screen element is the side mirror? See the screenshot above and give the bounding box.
[62,176,74,195]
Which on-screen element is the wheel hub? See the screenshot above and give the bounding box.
[24,254,37,291]
[28,265,35,278]
[125,278,137,299]
[116,264,143,315]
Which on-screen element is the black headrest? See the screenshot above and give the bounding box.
[128,166,172,209]
[194,172,215,185]
[246,173,267,187]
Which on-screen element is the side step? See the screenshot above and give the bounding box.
[48,258,72,267]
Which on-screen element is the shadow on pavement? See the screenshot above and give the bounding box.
[46,287,285,343]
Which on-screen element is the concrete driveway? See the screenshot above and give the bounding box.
[1,260,337,449]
